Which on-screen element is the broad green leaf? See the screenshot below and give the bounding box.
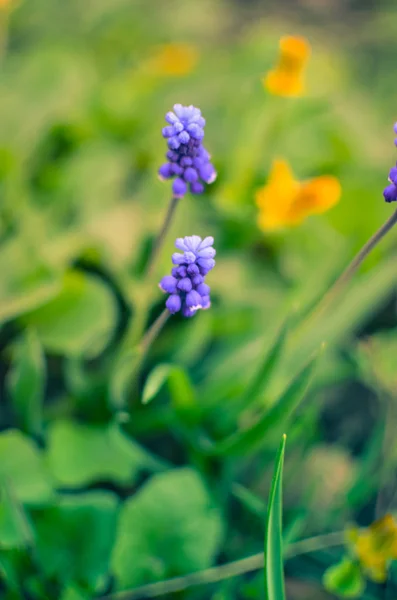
[111,468,223,589]
[264,435,286,600]
[0,486,34,549]
[6,330,45,437]
[22,271,117,358]
[323,559,365,597]
[212,357,316,456]
[142,364,197,421]
[33,492,118,591]
[47,420,152,487]
[0,431,54,506]
[0,238,61,325]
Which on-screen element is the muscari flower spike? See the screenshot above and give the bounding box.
[159,235,215,318]
[383,123,397,203]
[158,104,217,198]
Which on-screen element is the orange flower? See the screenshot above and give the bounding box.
[264,36,311,97]
[145,43,198,77]
[256,160,341,231]
[347,514,397,583]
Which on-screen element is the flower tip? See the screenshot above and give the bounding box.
[280,35,311,59]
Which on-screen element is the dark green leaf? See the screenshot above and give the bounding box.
[33,492,118,591]
[0,486,34,549]
[6,330,45,437]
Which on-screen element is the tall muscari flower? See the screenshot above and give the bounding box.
[256,159,341,231]
[158,104,217,198]
[159,235,215,318]
[264,36,311,98]
[383,123,397,202]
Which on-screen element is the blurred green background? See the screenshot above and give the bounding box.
[2,0,397,598]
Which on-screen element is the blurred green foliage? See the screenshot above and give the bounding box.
[2,0,397,598]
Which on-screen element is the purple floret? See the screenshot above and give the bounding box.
[158,104,217,198]
[159,235,216,317]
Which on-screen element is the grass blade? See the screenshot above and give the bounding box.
[264,434,287,600]
[212,356,317,457]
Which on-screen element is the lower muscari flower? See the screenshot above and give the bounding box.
[158,104,217,198]
[256,159,341,231]
[159,235,215,318]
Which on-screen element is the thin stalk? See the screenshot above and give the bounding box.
[311,207,397,320]
[101,531,344,599]
[146,196,180,277]
[126,309,170,405]
[138,309,170,357]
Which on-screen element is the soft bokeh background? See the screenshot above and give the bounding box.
[2,0,397,598]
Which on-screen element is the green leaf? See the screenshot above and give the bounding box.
[0,239,61,325]
[142,364,198,421]
[33,492,118,591]
[264,435,286,600]
[0,430,54,506]
[22,271,117,358]
[46,420,151,487]
[6,330,45,437]
[0,486,34,549]
[323,558,365,598]
[111,468,223,589]
[60,586,89,600]
[235,322,288,413]
[213,357,316,457]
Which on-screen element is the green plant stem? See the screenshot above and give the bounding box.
[101,531,344,599]
[146,196,180,277]
[310,207,397,321]
[138,308,170,357]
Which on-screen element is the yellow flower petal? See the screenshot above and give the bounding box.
[348,514,397,583]
[287,175,341,224]
[145,43,198,77]
[256,160,340,232]
[256,160,300,231]
[264,35,311,98]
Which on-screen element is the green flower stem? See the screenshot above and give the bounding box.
[146,196,180,277]
[100,531,344,600]
[309,206,397,322]
[138,308,170,357]
[125,309,170,405]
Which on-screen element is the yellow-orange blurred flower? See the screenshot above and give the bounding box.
[145,43,198,77]
[256,159,341,231]
[347,515,397,583]
[264,36,311,97]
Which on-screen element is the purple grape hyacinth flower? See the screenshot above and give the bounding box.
[158,104,217,198]
[384,123,397,202]
[159,235,215,318]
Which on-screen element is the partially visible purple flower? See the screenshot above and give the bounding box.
[158,104,217,198]
[159,235,215,317]
[384,124,397,202]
